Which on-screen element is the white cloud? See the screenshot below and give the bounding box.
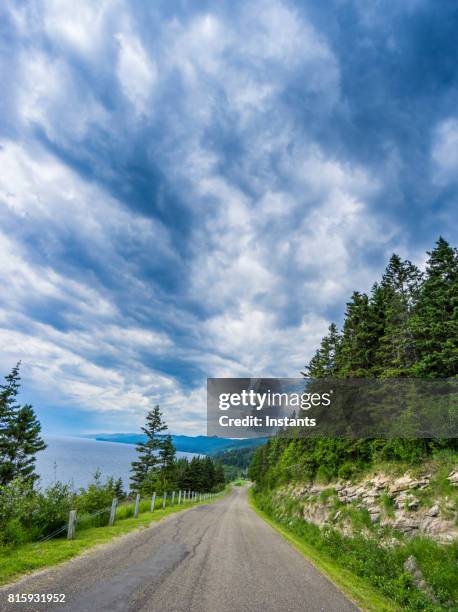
[0,0,406,435]
[116,32,157,115]
[43,0,114,55]
[432,118,458,185]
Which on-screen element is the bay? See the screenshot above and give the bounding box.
[35,436,198,491]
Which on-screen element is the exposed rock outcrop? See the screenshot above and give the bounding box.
[281,469,458,543]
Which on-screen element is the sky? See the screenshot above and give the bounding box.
[0,0,457,436]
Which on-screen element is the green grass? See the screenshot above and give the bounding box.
[0,492,227,586]
[232,478,249,486]
[251,487,458,610]
[248,489,402,612]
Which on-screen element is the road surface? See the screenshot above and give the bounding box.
[1,486,358,612]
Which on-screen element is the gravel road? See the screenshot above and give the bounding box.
[1,486,358,612]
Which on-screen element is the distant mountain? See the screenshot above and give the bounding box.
[86,433,267,455]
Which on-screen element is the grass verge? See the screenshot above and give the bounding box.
[0,492,227,587]
[248,488,398,612]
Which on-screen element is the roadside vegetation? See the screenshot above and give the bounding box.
[250,238,458,611]
[213,446,256,481]
[0,374,226,577]
[0,488,227,585]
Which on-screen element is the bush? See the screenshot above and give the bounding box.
[315,465,333,484]
[337,462,357,480]
[0,479,75,547]
[0,471,121,548]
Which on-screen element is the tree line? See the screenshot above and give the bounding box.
[306,237,456,380]
[130,405,225,494]
[249,237,458,485]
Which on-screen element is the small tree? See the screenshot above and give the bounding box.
[130,405,167,492]
[114,477,126,499]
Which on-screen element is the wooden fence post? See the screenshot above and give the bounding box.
[171,491,175,505]
[151,492,156,512]
[108,498,117,526]
[134,493,141,518]
[67,510,76,540]
[163,491,167,509]
[178,490,182,505]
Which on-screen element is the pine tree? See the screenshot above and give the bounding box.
[376,254,423,376]
[304,323,341,378]
[9,405,46,485]
[202,456,216,491]
[158,435,177,491]
[410,238,458,377]
[114,477,126,499]
[365,282,390,376]
[188,456,205,491]
[0,365,19,485]
[130,405,167,492]
[214,463,226,488]
[177,459,193,490]
[336,292,376,376]
[0,363,46,486]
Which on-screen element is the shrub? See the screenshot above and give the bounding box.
[0,479,75,546]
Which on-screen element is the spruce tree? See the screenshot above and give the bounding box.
[304,323,341,378]
[159,435,177,491]
[410,238,458,377]
[188,456,205,491]
[130,405,167,492]
[214,463,226,488]
[10,404,46,485]
[202,456,216,491]
[376,254,423,376]
[336,292,376,376]
[0,363,46,486]
[0,365,18,485]
[114,477,126,499]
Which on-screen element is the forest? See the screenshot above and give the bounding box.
[249,237,457,486]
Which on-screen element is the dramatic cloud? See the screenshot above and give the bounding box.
[0,0,457,433]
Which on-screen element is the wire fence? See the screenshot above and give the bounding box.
[32,489,224,546]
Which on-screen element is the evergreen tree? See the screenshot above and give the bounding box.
[336,292,376,376]
[0,365,19,485]
[158,435,177,491]
[376,254,423,376]
[114,477,126,499]
[130,405,167,492]
[202,456,216,491]
[188,456,205,491]
[9,405,46,485]
[410,238,458,377]
[175,456,222,492]
[304,323,341,378]
[0,364,46,486]
[214,463,226,488]
[177,459,193,491]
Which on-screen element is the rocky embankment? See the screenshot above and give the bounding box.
[278,469,458,543]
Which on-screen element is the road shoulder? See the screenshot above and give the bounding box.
[248,489,397,612]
